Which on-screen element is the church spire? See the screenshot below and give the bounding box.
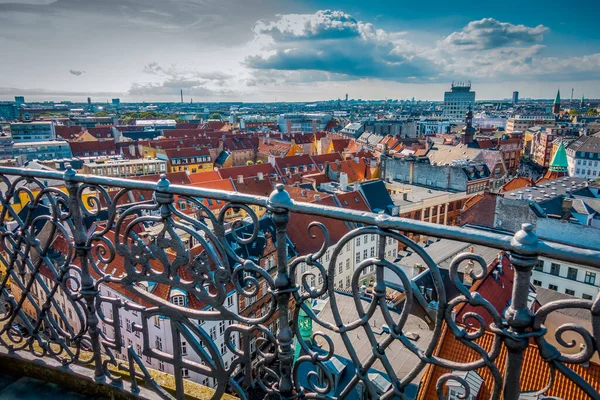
[552,89,561,114]
[549,141,568,173]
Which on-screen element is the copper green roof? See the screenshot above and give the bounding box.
[549,141,568,172]
[554,89,561,105]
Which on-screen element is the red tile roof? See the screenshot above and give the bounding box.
[129,172,192,186]
[70,140,117,156]
[164,146,211,159]
[218,163,276,180]
[327,159,366,182]
[501,177,534,193]
[234,176,273,197]
[188,170,222,184]
[286,195,349,255]
[55,125,83,140]
[175,122,199,129]
[335,191,371,212]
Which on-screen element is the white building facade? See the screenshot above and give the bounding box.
[531,256,600,300]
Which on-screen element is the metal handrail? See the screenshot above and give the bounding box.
[0,165,598,400]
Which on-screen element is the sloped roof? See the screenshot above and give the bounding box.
[548,141,568,172]
[218,163,275,180]
[188,170,222,184]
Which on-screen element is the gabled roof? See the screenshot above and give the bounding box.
[335,191,371,212]
[234,176,273,197]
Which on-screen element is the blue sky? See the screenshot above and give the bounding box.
[0,0,598,102]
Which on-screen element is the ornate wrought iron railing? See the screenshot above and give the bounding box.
[0,166,598,400]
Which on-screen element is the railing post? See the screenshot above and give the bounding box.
[503,223,538,399]
[268,184,294,398]
[64,167,104,382]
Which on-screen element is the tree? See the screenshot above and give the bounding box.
[246,160,254,165]
[94,111,109,117]
[208,113,222,120]
[585,108,599,115]
[568,109,579,116]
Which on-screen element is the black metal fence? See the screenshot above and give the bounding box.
[0,166,598,400]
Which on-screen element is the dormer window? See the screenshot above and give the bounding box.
[171,294,185,307]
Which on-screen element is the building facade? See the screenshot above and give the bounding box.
[532,257,599,300]
[10,121,56,142]
[566,135,600,179]
[442,82,475,121]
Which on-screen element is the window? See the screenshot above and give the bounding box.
[356,252,360,263]
[126,318,131,332]
[567,267,578,280]
[210,327,216,340]
[363,249,368,259]
[585,272,596,285]
[154,316,161,328]
[182,368,189,378]
[158,360,164,371]
[338,262,343,274]
[155,336,163,351]
[565,289,575,296]
[550,263,561,276]
[172,295,185,306]
[219,321,225,335]
[370,247,375,257]
[346,276,350,288]
[583,294,593,300]
[533,279,542,286]
[181,341,187,356]
[534,260,544,271]
[549,284,558,291]
[226,295,234,307]
[346,259,350,270]
[356,237,361,246]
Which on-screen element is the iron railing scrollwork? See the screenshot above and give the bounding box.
[0,166,598,400]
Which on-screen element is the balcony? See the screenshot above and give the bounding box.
[0,166,599,400]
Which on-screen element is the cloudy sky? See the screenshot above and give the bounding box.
[0,0,599,102]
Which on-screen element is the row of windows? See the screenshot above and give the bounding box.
[535,261,597,285]
[533,280,594,300]
[577,159,599,167]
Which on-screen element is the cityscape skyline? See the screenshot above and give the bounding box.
[0,0,599,102]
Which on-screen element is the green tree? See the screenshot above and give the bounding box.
[208,112,222,120]
[94,111,109,117]
[568,109,579,116]
[585,108,599,115]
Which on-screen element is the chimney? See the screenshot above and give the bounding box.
[463,260,474,287]
[257,172,264,181]
[237,175,244,184]
[402,192,408,201]
[561,198,573,220]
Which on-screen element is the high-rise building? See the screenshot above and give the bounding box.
[512,91,519,104]
[14,96,25,106]
[112,98,120,107]
[442,82,475,121]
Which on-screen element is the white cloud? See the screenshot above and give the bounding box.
[441,18,548,50]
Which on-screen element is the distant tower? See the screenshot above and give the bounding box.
[552,89,561,114]
[571,88,574,102]
[345,93,348,104]
[512,91,519,104]
[180,89,183,103]
[462,108,475,145]
[87,97,92,111]
[581,94,585,109]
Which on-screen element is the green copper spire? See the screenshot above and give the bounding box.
[554,89,561,105]
[549,141,568,173]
